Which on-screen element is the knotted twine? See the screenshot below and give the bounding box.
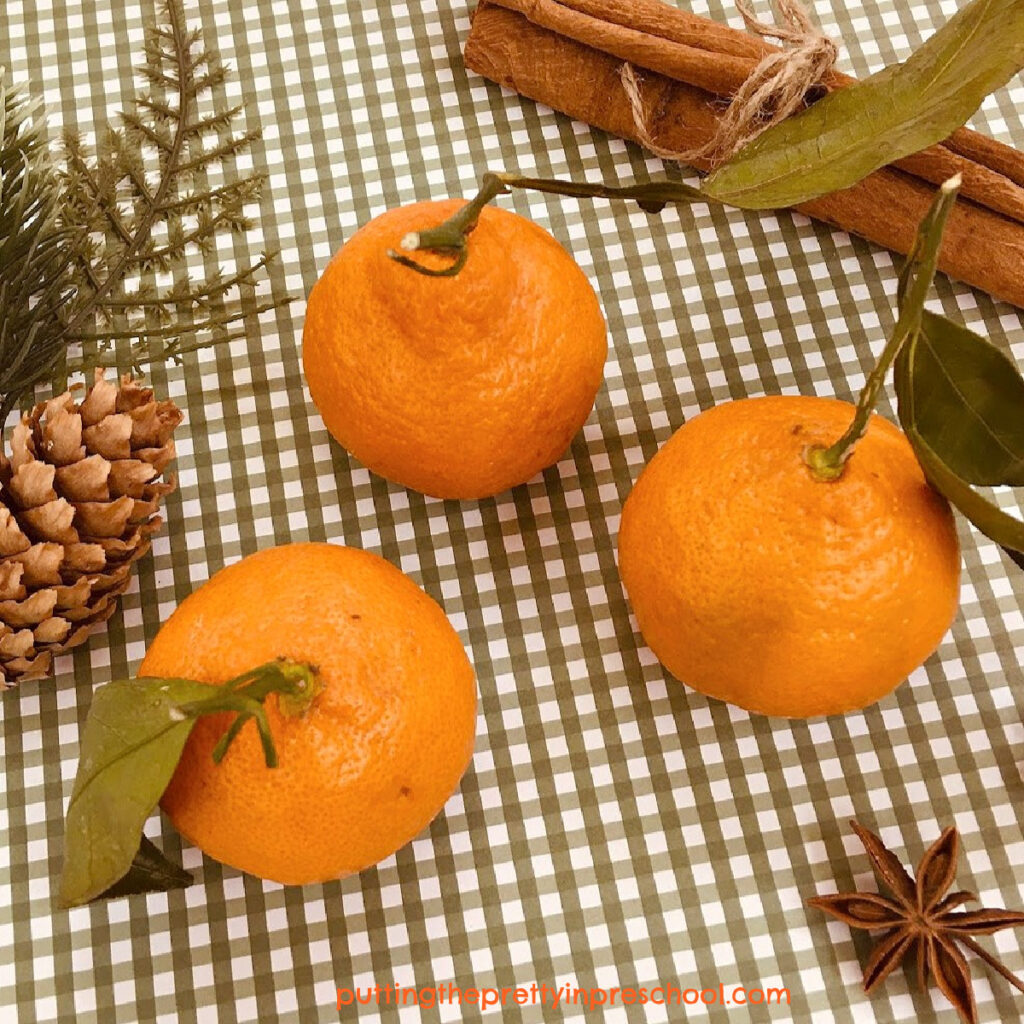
[621,0,839,166]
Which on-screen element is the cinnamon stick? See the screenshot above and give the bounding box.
[473,0,1024,226]
[465,1,1024,310]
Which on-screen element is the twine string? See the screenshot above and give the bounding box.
[622,0,839,167]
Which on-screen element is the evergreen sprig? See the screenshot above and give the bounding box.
[0,71,76,424]
[0,0,287,423]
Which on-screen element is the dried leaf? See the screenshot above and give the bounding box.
[704,0,1024,208]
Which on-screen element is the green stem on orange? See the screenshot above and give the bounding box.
[386,170,706,276]
[803,174,962,482]
[179,658,320,768]
[387,172,510,276]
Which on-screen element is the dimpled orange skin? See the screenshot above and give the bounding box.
[141,543,477,886]
[302,199,608,500]
[618,396,962,719]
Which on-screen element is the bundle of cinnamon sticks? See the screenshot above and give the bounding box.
[464,0,1024,309]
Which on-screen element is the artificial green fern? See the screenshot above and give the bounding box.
[0,71,76,424]
[0,0,286,424]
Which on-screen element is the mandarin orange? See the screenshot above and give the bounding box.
[140,542,477,885]
[302,199,607,499]
[618,396,961,718]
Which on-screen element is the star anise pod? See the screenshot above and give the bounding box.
[808,820,1024,1024]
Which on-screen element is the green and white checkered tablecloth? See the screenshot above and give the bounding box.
[2,1,1023,1021]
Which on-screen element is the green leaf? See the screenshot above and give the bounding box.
[703,0,1024,209]
[58,676,217,909]
[902,425,1024,557]
[896,327,1024,558]
[889,186,1024,569]
[95,835,193,900]
[896,310,1024,486]
[58,659,317,908]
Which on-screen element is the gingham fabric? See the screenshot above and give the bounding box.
[2,1,1023,1022]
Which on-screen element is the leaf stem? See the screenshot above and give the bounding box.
[386,171,510,276]
[804,175,961,482]
[387,170,706,276]
[178,658,320,768]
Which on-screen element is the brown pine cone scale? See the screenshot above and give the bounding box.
[0,371,182,686]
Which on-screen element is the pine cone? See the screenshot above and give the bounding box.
[0,370,182,686]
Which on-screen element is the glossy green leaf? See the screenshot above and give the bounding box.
[58,676,217,909]
[895,311,1024,486]
[703,0,1024,209]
